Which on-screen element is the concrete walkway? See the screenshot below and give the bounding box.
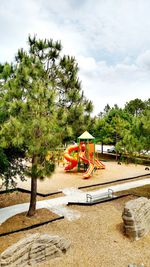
[1,178,150,225]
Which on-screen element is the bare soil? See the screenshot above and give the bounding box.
[0,191,63,208]
[0,208,60,238]
[1,196,150,267]
[0,162,150,267]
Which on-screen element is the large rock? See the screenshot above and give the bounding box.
[0,233,71,267]
[122,197,150,240]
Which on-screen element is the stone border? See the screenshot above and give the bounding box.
[0,187,62,197]
[67,194,132,206]
[0,216,64,237]
[78,173,150,190]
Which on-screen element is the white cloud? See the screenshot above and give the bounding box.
[2,0,150,59]
[0,0,150,114]
[136,50,150,70]
[37,0,150,55]
[78,53,150,114]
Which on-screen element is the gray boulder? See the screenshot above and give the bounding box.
[122,197,150,240]
[0,233,71,266]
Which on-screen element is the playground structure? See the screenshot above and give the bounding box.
[64,131,105,178]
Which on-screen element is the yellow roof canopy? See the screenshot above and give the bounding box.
[78,131,95,140]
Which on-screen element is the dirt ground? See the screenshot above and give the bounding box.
[1,161,148,194]
[0,191,63,208]
[0,208,59,235]
[0,161,150,267]
[1,196,150,267]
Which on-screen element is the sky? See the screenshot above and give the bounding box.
[0,0,150,115]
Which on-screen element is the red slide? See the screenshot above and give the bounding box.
[95,158,105,169]
[64,144,78,171]
[83,162,94,179]
[64,143,105,177]
[79,151,94,179]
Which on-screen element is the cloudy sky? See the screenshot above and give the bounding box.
[0,0,150,114]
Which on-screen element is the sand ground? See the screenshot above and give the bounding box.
[8,161,149,194]
[0,161,150,267]
[1,196,150,267]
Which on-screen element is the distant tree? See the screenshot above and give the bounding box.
[94,99,150,158]
[97,111,103,119]
[62,99,94,142]
[138,109,150,152]
[104,104,111,114]
[125,98,145,116]
[145,98,150,109]
[94,106,133,158]
[93,118,112,153]
[117,101,150,156]
[105,107,131,143]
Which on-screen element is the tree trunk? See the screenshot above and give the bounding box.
[27,155,38,217]
[101,141,103,154]
[115,132,118,161]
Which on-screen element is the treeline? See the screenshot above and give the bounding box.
[91,98,150,156]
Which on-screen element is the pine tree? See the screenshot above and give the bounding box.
[0,35,92,216]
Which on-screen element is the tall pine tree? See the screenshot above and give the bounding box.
[0,36,92,216]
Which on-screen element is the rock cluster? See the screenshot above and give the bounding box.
[0,233,71,266]
[122,197,150,240]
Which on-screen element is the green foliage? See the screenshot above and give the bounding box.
[0,147,28,189]
[94,106,132,146]
[0,35,94,214]
[125,98,145,116]
[94,100,150,157]
[0,35,93,194]
[1,158,27,189]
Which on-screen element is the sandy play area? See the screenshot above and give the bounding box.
[1,161,150,267]
[1,196,150,267]
[5,161,149,194]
